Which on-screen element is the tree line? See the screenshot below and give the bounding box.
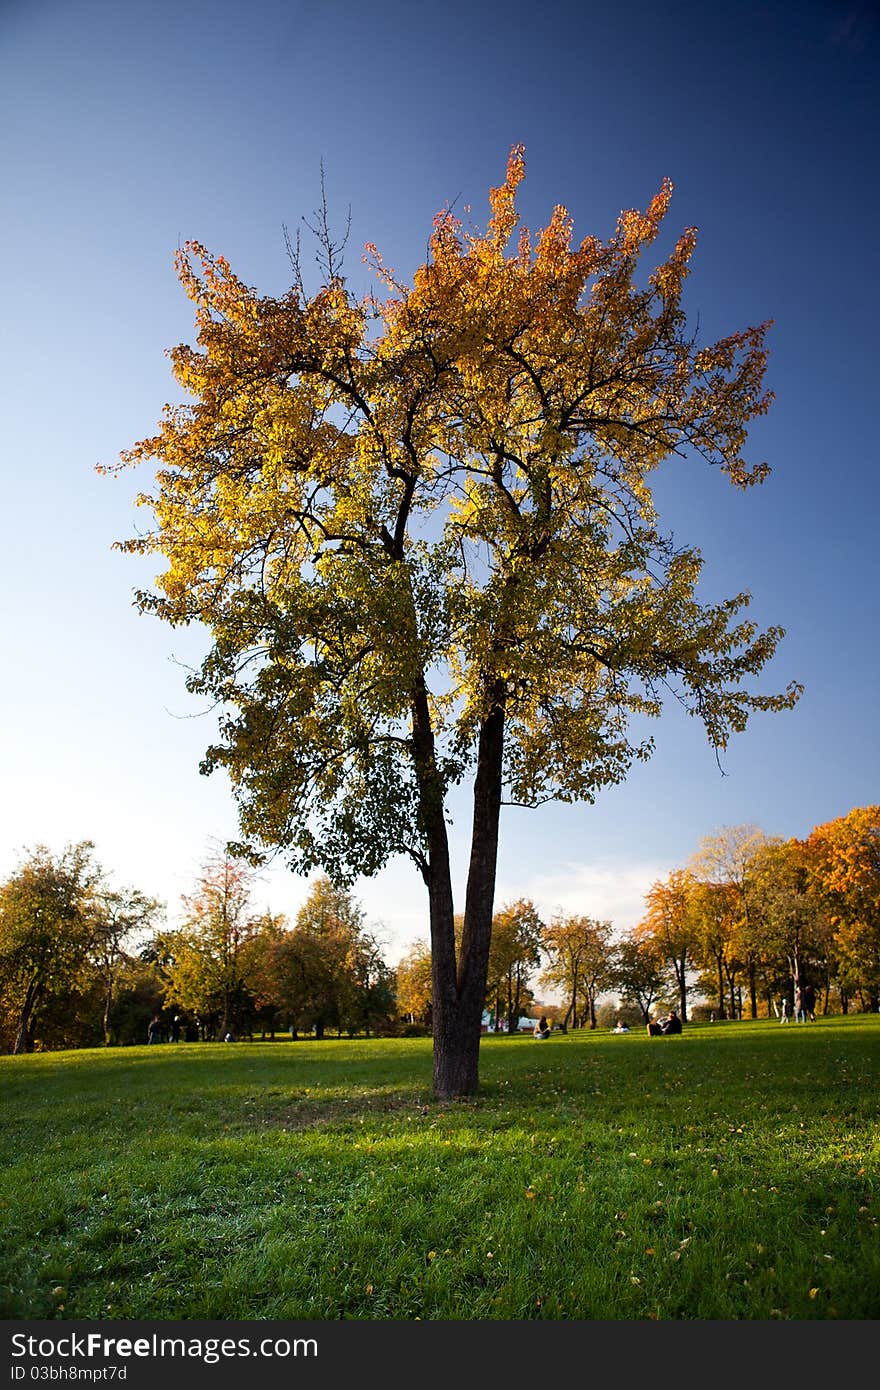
[2,804,876,1053]
[396,806,880,1031]
[0,848,396,1053]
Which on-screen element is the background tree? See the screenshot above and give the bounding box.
[395,939,433,1028]
[266,876,383,1037]
[344,923,397,1036]
[239,910,289,1038]
[113,148,800,1096]
[637,869,699,1022]
[687,879,738,1019]
[540,912,613,1029]
[159,854,260,1039]
[105,956,167,1046]
[91,886,162,1045]
[690,824,770,1018]
[749,837,829,1013]
[486,899,543,1032]
[807,807,880,1012]
[611,933,667,1023]
[0,844,160,1054]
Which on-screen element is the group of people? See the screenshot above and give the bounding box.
[780,984,816,1023]
[147,1014,199,1043]
[646,1009,682,1036]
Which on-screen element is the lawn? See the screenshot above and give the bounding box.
[1,1016,878,1320]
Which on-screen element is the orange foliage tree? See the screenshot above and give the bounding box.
[808,806,880,1010]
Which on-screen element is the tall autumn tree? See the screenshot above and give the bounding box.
[749,837,831,1009]
[111,148,799,1097]
[395,939,433,1027]
[807,807,880,1011]
[486,899,543,1032]
[0,843,101,1053]
[684,879,738,1020]
[612,933,667,1023]
[637,870,699,1022]
[540,912,614,1029]
[159,854,259,1039]
[266,876,387,1037]
[690,824,771,1017]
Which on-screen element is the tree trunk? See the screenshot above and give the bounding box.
[13,978,40,1056]
[430,686,505,1099]
[102,980,114,1046]
[748,961,758,1019]
[410,675,463,1095]
[717,958,725,1019]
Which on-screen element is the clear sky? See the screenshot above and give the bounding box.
[1,0,877,965]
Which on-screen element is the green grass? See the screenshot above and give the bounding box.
[1,1016,878,1320]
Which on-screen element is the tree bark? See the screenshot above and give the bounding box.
[410,675,459,1096]
[13,978,40,1056]
[676,956,688,1023]
[102,980,114,1046]
[748,961,758,1019]
[420,679,505,1099]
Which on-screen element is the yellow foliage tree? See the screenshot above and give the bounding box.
[637,869,699,1022]
[807,806,880,1010]
[111,148,800,1096]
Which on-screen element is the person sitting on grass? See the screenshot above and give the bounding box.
[612,1019,630,1033]
[647,1010,682,1036]
[533,1016,551,1039]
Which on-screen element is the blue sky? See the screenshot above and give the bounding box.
[1,0,877,962]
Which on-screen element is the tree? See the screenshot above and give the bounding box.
[612,934,667,1023]
[807,806,880,1011]
[395,939,433,1026]
[239,910,289,1037]
[91,886,162,1045]
[750,838,830,1011]
[0,844,99,1052]
[540,912,613,1029]
[0,843,159,1054]
[690,824,771,1018]
[266,875,385,1037]
[159,854,260,1039]
[112,148,800,1096]
[637,870,699,1022]
[687,879,739,1019]
[486,899,543,1032]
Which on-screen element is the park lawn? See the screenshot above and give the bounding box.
[1,1016,878,1321]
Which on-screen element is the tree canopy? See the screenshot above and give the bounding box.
[112,148,799,1095]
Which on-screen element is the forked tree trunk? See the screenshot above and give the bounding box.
[416,678,506,1099]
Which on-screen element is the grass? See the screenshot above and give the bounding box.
[1,1016,878,1320]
